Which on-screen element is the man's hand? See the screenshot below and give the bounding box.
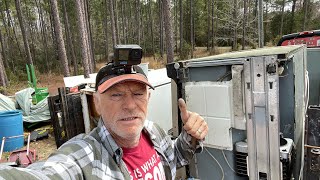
[178,98,208,141]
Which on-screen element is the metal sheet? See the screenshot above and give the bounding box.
[244,56,281,180]
[306,48,320,105]
[232,65,246,130]
[292,46,307,178]
[185,81,233,150]
[185,45,305,63]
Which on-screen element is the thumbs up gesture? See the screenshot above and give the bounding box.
[178,98,208,141]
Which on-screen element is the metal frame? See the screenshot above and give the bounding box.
[0,134,30,160]
[244,56,281,180]
[80,89,95,134]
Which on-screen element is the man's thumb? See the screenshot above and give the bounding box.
[178,98,189,124]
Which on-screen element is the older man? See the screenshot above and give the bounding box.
[0,63,208,180]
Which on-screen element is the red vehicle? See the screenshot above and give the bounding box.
[277,30,320,47]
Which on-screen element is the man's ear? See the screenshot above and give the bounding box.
[93,92,101,114]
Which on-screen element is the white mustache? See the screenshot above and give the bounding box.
[117,111,145,120]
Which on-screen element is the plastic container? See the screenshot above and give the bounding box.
[33,87,49,104]
[0,110,24,152]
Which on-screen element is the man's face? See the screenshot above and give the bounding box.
[94,81,150,140]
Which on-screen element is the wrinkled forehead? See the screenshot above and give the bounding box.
[107,81,148,92]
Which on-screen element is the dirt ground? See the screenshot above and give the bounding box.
[23,134,57,161]
[1,133,56,162]
[26,133,57,161]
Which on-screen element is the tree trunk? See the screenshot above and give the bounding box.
[129,1,134,43]
[126,1,130,43]
[0,10,14,71]
[142,1,146,54]
[75,0,90,77]
[280,0,285,35]
[61,1,71,71]
[50,0,70,76]
[0,28,8,69]
[136,0,141,45]
[109,0,118,47]
[232,0,238,51]
[35,0,50,71]
[162,0,174,63]
[84,0,95,72]
[254,0,258,40]
[103,0,109,58]
[120,0,124,44]
[206,0,210,51]
[289,0,296,33]
[120,0,128,44]
[114,0,120,44]
[0,52,8,87]
[15,0,33,65]
[190,0,194,58]
[0,21,8,86]
[302,0,308,31]
[248,0,252,23]
[5,0,23,60]
[159,0,164,58]
[62,0,78,75]
[127,1,131,43]
[211,0,215,54]
[258,0,264,47]
[264,0,268,42]
[174,0,178,53]
[23,0,36,64]
[48,0,57,55]
[148,0,155,59]
[179,0,183,58]
[137,0,141,45]
[254,0,258,19]
[242,0,247,50]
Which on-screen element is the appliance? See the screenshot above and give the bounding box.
[167,45,307,180]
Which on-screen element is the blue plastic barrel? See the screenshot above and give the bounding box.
[0,110,24,152]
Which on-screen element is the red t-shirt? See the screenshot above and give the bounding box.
[122,132,165,180]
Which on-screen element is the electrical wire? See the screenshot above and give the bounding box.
[204,147,225,180]
[222,149,236,173]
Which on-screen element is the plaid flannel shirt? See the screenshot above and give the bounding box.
[0,119,203,180]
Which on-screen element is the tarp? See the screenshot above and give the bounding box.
[13,88,51,123]
[14,88,51,122]
[0,94,16,111]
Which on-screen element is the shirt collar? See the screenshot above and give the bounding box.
[97,119,121,160]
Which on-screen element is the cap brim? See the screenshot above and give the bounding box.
[98,74,154,93]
